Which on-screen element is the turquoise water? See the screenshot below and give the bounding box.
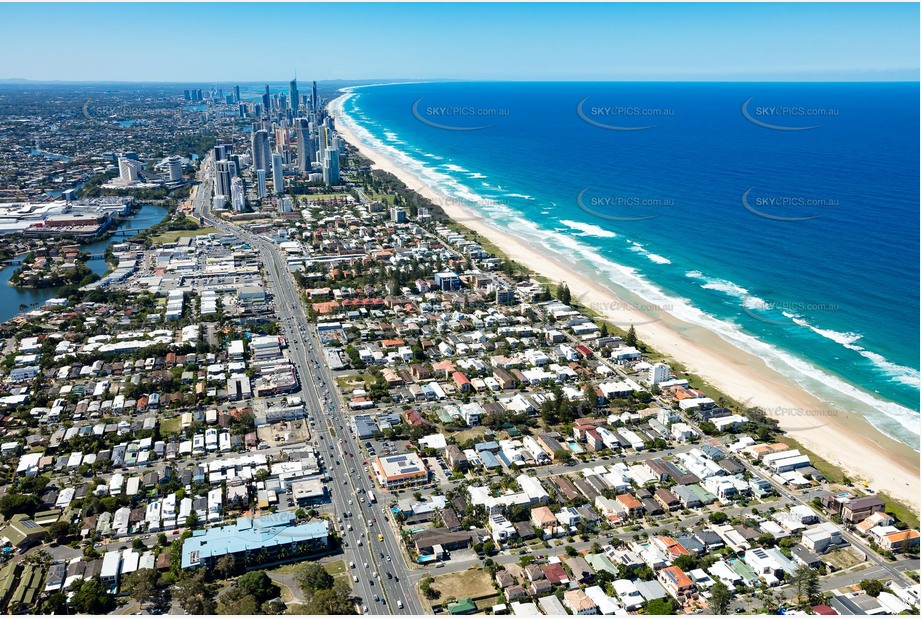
[339,81,920,449]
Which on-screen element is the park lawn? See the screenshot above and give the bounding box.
[152,226,218,244]
[323,560,347,577]
[303,193,350,201]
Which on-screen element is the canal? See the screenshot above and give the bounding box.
[0,203,169,323]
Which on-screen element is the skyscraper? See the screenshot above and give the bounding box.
[322,147,339,186]
[262,85,271,117]
[214,160,235,200]
[316,119,330,163]
[233,85,241,103]
[296,118,312,173]
[272,153,285,194]
[311,81,318,113]
[251,130,271,175]
[118,157,140,183]
[230,177,246,212]
[256,169,267,198]
[167,156,183,182]
[289,78,299,113]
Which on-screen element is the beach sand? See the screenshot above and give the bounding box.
[330,93,920,513]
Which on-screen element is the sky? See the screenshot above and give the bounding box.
[0,2,918,82]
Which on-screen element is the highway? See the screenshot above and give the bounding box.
[192,158,423,614]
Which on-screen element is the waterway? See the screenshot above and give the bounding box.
[0,203,168,322]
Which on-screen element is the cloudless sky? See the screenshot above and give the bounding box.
[0,2,917,82]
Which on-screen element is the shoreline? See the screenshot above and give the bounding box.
[329,91,919,514]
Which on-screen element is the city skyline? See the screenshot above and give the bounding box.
[0,2,918,82]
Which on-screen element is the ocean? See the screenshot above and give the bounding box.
[337,81,920,450]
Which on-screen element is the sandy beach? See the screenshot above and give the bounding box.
[330,92,920,513]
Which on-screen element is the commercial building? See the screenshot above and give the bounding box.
[373,452,429,489]
[181,512,329,570]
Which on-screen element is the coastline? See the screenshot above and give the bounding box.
[330,91,920,513]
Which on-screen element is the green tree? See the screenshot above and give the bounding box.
[69,578,116,614]
[672,554,697,571]
[710,581,731,615]
[420,574,439,600]
[217,587,261,615]
[41,591,68,614]
[646,597,677,615]
[122,568,159,608]
[305,582,356,614]
[708,511,729,525]
[215,555,237,580]
[792,565,822,608]
[0,493,41,518]
[174,569,217,614]
[625,325,638,347]
[237,570,280,603]
[557,282,571,305]
[859,579,885,597]
[47,520,74,543]
[297,562,334,594]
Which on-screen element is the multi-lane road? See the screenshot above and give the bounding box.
[192,159,423,614]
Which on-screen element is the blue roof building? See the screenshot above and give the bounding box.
[181,512,329,569]
[480,450,501,470]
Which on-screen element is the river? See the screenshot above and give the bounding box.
[0,203,168,322]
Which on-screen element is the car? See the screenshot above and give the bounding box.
[436,562,445,568]
[397,601,403,609]
[386,555,391,562]
[364,563,369,569]
[353,575,359,583]
[373,595,379,602]
[343,480,347,485]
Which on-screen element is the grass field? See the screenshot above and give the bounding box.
[303,193,350,201]
[151,226,218,244]
[877,491,920,529]
[159,417,181,436]
[429,569,494,600]
[452,426,488,444]
[824,547,865,570]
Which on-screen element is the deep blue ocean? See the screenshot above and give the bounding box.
[338,82,920,449]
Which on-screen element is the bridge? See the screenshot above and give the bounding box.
[109,227,148,236]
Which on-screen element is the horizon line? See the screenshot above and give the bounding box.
[1,77,919,86]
